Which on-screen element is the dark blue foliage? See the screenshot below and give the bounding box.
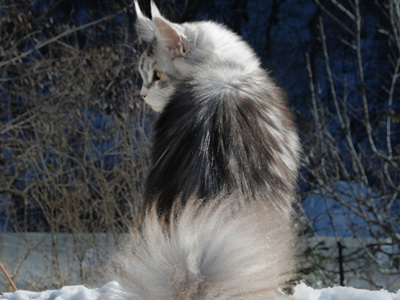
[303,182,383,237]
[2,0,398,234]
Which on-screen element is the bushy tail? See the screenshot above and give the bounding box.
[100,198,297,300]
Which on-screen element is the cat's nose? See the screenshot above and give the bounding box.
[140,91,147,98]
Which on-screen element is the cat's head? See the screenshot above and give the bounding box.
[134,1,201,112]
[134,1,259,112]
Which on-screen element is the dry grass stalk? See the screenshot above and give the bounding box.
[0,264,18,292]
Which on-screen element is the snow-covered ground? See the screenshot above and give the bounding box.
[2,233,399,292]
[292,283,400,300]
[1,282,400,300]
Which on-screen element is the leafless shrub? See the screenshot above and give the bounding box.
[301,0,400,290]
[0,1,153,289]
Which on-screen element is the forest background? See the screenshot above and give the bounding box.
[0,0,399,293]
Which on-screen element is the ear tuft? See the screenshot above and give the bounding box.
[150,0,162,18]
[134,0,156,43]
[134,0,145,19]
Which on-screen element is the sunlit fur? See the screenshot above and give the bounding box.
[100,2,300,299]
[101,198,297,300]
[135,1,262,113]
[135,1,300,212]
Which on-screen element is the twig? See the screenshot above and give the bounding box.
[0,9,125,68]
[0,264,17,292]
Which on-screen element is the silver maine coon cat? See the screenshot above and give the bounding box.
[100,1,301,299]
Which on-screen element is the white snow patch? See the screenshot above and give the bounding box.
[1,283,400,300]
[291,283,400,300]
[0,285,100,300]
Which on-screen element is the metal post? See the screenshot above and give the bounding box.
[338,241,345,286]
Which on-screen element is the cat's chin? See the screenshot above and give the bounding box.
[144,99,165,112]
[150,106,163,112]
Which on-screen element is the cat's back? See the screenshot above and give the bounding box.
[182,20,261,72]
[138,3,300,210]
[149,58,299,211]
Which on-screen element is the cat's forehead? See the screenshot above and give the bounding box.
[138,38,158,64]
[143,40,156,57]
[139,52,156,72]
[139,48,176,75]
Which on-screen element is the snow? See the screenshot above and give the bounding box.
[1,282,400,300]
[291,283,400,300]
[0,284,100,300]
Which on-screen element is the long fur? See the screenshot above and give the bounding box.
[133,1,300,213]
[100,2,300,299]
[101,198,297,300]
[145,60,299,213]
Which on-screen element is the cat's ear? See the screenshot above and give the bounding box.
[134,0,156,43]
[152,17,187,58]
[149,1,187,58]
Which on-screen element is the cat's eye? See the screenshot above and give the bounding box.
[153,70,163,81]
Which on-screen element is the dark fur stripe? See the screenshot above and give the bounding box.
[144,62,299,213]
